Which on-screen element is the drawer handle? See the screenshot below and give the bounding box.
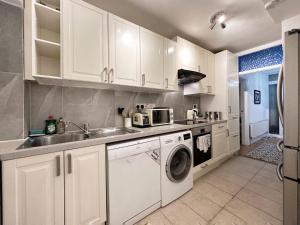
[233,135,239,138]
[232,117,238,119]
[56,155,61,177]
[218,125,225,129]
[67,154,72,174]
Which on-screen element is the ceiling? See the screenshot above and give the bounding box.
[86,0,286,53]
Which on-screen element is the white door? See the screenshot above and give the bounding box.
[140,28,164,89]
[212,131,229,158]
[63,0,108,83]
[164,38,178,90]
[108,14,140,86]
[65,145,106,225]
[2,152,64,225]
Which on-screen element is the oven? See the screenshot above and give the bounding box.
[191,125,212,167]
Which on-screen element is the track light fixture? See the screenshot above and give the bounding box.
[210,11,227,30]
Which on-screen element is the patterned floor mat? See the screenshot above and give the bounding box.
[246,137,282,165]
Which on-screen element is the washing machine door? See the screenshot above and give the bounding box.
[166,145,192,183]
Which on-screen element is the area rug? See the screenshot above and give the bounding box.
[246,137,282,165]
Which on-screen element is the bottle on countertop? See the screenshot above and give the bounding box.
[57,117,66,134]
[45,115,57,135]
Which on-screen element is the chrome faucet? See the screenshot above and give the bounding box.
[66,121,90,135]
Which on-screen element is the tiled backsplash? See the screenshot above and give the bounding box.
[0,1,24,140]
[28,82,200,132]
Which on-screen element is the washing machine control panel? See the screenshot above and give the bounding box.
[183,133,191,140]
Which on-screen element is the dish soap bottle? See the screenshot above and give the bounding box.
[56,117,66,134]
[45,115,57,135]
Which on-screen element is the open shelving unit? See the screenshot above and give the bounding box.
[25,0,62,80]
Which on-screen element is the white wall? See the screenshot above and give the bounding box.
[282,14,300,34]
[240,73,270,145]
[240,74,269,123]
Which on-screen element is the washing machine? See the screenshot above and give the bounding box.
[160,130,193,206]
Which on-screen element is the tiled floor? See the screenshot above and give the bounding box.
[136,156,283,225]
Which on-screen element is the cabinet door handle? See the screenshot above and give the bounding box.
[228,106,232,113]
[67,154,72,174]
[233,134,239,138]
[198,65,201,72]
[103,67,108,82]
[56,155,61,177]
[232,116,238,119]
[165,78,169,89]
[218,125,225,129]
[109,68,114,83]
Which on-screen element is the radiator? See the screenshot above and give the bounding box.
[249,120,269,139]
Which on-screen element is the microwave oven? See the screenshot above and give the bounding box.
[144,108,174,126]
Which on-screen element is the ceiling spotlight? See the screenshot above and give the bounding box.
[210,11,227,30]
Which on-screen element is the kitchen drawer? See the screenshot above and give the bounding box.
[229,132,240,152]
[228,116,239,133]
[212,123,227,134]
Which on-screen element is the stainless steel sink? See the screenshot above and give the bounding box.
[90,127,140,138]
[18,128,140,149]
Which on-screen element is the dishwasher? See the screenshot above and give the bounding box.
[107,137,161,225]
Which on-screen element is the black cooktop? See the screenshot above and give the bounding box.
[175,120,208,125]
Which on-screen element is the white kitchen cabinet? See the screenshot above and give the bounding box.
[2,152,65,225]
[62,0,109,83]
[65,145,106,225]
[164,38,178,90]
[201,51,240,152]
[108,14,141,86]
[3,145,106,225]
[228,55,240,116]
[176,37,215,95]
[140,28,164,89]
[229,132,240,153]
[212,123,229,158]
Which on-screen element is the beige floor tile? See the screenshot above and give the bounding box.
[135,210,172,225]
[263,163,278,173]
[245,181,283,204]
[209,167,250,187]
[226,198,282,225]
[161,200,208,225]
[193,181,233,207]
[201,173,243,195]
[252,174,283,193]
[209,209,247,225]
[237,189,283,220]
[181,190,222,221]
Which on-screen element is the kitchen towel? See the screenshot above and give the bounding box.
[196,134,211,153]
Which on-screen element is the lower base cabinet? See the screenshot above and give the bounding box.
[2,145,106,225]
[212,123,229,158]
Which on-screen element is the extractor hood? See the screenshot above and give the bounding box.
[178,69,206,86]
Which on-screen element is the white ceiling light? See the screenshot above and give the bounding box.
[210,11,227,30]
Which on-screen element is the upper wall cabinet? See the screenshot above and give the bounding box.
[140,28,165,89]
[24,0,62,81]
[164,38,178,91]
[62,0,108,83]
[25,0,178,91]
[175,37,215,95]
[108,14,140,86]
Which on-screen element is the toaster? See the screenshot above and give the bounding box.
[132,113,150,127]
